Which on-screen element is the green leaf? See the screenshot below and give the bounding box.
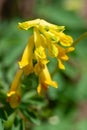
[22,91,36,102]
[20,120,25,130]
[4,112,16,129]
[11,117,25,130]
[11,124,20,130]
[22,110,40,125]
[0,119,4,130]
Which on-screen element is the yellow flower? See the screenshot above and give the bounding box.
[34,46,48,63]
[37,65,58,95]
[18,19,40,30]
[34,27,49,67]
[17,19,74,94]
[39,19,65,32]
[50,30,73,46]
[34,47,49,75]
[7,69,23,108]
[18,19,65,32]
[39,26,59,43]
[56,45,75,69]
[33,26,47,48]
[34,51,49,76]
[58,59,65,70]
[59,32,73,46]
[48,43,58,57]
[7,18,75,107]
[34,27,42,47]
[18,36,34,75]
[37,26,58,57]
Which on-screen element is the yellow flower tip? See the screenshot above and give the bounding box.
[37,81,58,95]
[52,81,58,88]
[45,80,58,88]
[7,92,21,108]
[57,26,65,32]
[18,19,40,30]
[58,59,65,70]
[71,47,75,51]
[37,83,48,96]
[7,91,16,97]
[59,65,65,70]
[18,60,26,70]
[37,84,41,95]
[18,22,29,30]
[18,61,27,69]
[60,32,73,46]
[6,69,22,108]
[66,47,75,52]
[61,55,69,61]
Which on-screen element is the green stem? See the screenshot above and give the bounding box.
[73,32,87,45]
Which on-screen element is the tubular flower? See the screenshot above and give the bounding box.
[18,19,40,30]
[18,19,74,93]
[56,45,75,69]
[7,69,23,108]
[34,27,49,66]
[59,32,73,46]
[50,30,73,46]
[7,18,75,104]
[34,46,49,68]
[18,35,34,75]
[36,65,58,95]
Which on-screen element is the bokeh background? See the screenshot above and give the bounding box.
[0,0,87,130]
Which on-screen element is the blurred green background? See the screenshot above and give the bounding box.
[0,0,87,130]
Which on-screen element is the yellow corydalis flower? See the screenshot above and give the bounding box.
[18,19,40,30]
[34,46,49,67]
[36,65,58,95]
[18,36,34,75]
[18,19,74,92]
[7,69,23,108]
[7,18,75,105]
[59,32,73,46]
[57,45,75,69]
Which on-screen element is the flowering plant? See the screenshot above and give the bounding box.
[7,19,75,108]
[0,19,87,130]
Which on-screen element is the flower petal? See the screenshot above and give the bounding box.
[18,36,34,75]
[58,59,65,70]
[39,65,58,88]
[37,83,48,95]
[7,69,23,108]
[40,19,65,32]
[48,43,58,57]
[60,32,73,46]
[18,19,40,30]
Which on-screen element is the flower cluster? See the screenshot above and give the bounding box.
[7,19,74,108]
